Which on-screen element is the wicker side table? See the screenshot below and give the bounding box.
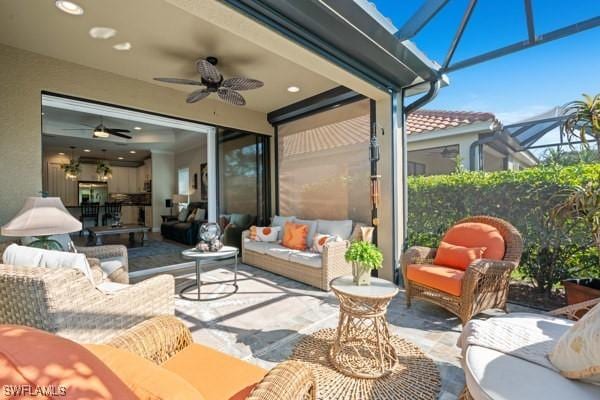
[329,275,399,379]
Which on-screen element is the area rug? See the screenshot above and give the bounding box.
[173,264,340,361]
[290,328,441,400]
[127,240,190,272]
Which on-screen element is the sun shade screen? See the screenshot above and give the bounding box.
[277,99,371,223]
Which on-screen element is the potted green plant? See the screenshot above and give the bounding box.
[345,241,383,286]
[61,159,81,181]
[563,93,600,155]
[551,180,600,305]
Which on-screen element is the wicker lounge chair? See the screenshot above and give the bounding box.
[401,216,523,324]
[0,243,174,343]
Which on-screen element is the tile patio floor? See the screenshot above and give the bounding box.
[167,262,538,400]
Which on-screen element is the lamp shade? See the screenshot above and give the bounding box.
[1,197,82,237]
[172,194,189,204]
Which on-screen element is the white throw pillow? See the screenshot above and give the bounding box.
[312,233,341,253]
[194,208,206,221]
[178,207,189,222]
[549,302,600,385]
[2,243,94,284]
[255,226,280,242]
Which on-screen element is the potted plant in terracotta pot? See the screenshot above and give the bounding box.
[345,241,383,286]
[551,180,600,305]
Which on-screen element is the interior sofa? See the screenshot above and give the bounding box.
[160,202,206,245]
[220,212,255,250]
[242,217,356,290]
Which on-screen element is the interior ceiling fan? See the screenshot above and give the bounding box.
[64,118,132,139]
[154,56,263,106]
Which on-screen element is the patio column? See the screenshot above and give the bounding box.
[207,127,217,223]
[375,92,404,283]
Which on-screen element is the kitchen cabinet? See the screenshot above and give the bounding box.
[128,168,137,193]
[79,164,97,182]
[47,163,77,206]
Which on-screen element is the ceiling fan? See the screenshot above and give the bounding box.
[64,118,132,139]
[154,56,263,106]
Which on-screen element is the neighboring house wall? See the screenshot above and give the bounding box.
[408,131,481,173]
[0,44,271,226]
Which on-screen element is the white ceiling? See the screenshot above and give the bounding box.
[42,105,206,161]
[0,0,339,113]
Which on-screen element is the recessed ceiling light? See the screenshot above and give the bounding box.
[118,157,124,160]
[83,149,91,152]
[133,126,142,130]
[55,1,84,15]
[89,27,117,40]
[129,150,136,154]
[287,86,300,93]
[41,112,45,116]
[58,152,65,156]
[113,42,132,51]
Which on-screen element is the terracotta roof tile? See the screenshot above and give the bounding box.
[406,110,496,135]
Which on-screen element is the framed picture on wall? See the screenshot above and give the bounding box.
[200,163,208,200]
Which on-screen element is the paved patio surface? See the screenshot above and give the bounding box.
[170,262,537,400]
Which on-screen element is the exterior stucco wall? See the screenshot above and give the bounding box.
[0,44,271,226]
[408,132,479,171]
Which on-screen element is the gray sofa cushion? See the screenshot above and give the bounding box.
[244,240,276,255]
[271,215,295,240]
[316,219,353,240]
[295,218,317,248]
[289,251,322,269]
[266,244,297,261]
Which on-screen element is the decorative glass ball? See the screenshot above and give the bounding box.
[199,222,221,243]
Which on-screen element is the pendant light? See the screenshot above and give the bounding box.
[62,146,81,181]
[96,149,113,181]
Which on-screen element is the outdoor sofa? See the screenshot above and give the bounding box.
[242,217,357,290]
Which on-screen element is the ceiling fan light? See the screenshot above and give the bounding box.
[93,130,110,138]
[89,27,117,40]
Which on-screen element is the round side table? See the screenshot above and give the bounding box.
[179,246,239,301]
[329,275,399,379]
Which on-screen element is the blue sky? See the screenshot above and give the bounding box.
[372,0,600,124]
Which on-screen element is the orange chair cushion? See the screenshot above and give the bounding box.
[441,222,505,260]
[85,344,204,400]
[406,264,465,296]
[433,241,486,270]
[0,325,136,400]
[162,343,267,400]
[282,222,309,250]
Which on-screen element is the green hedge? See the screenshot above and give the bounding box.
[407,163,600,293]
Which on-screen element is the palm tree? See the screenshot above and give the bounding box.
[562,93,600,155]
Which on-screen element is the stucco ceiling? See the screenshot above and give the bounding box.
[42,106,207,160]
[0,0,339,113]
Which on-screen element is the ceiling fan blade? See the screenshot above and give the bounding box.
[222,77,264,91]
[154,77,204,86]
[108,131,132,139]
[217,88,246,106]
[196,59,221,83]
[106,128,131,133]
[63,128,92,131]
[186,89,211,103]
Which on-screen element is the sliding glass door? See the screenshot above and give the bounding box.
[217,129,270,225]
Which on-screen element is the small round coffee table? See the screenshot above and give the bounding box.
[329,275,399,379]
[179,246,239,301]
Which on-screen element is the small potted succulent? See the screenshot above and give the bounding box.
[345,241,383,286]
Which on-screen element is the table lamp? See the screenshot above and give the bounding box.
[1,197,82,250]
[172,194,189,213]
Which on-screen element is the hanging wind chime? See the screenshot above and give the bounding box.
[369,130,381,228]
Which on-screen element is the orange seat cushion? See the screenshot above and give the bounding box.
[282,222,309,250]
[406,264,465,296]
[433,241,486,270]
[441,222,505,260]
[85,344,204,400]
[163,343,267,400]
[0,325,136,400]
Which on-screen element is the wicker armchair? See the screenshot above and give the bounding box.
[0,263,174,343]
[401,216,523,324]
[107,315,317,400]
[76,244,129,283]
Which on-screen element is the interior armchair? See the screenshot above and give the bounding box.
[401,216,523,324]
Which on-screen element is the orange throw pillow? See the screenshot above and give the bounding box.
[0,325,136,400]
[433,241,486,270]
[85,344,204,400]
[282,222,308,250]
